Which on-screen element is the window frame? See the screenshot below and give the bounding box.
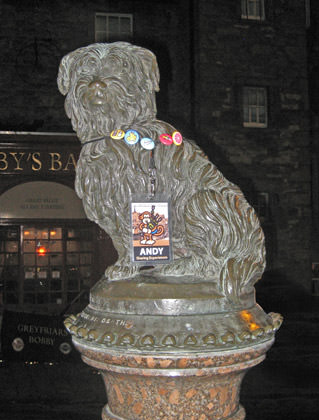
[242,86,268,128]
[241,0,265,21]
[95,12,133,42]
[0,222,97,313]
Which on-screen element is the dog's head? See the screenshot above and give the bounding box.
[58,42,160,142]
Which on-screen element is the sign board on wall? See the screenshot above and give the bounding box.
[0,181,86,219]
[1,310,78,361]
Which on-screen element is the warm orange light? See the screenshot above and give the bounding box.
[240,310,252,322]
[50,231,56,236]
[37,246,47,255]
[24,231,30,236]
[249,322,259,331]
[240,310,260,331]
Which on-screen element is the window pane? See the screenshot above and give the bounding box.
[6,293,18,304]
[259,108,266,123]
[96,15,106,31]
[108,16,119,34]
[67,241,78,252]
[255,1,260,17]
[257,89,264,105]
[251,107,257,122]
[51,268,61,281]
[50,241,62,252]
[25,267,35,280]
[24,294,36,304]
[68,228,92,240]
[41,230,49,239]
[244,106,249,122]
[51,279,62,291]
[6,279,18,291]
[67,253,79,265]
[50,293,63,304]
[37,277,49,290]
[5,242,18,253]
[50,254,63,266]
[249,90,257,106]
[23,227,36,239]
[248,1,256,17]
[24,278,36,291]
[37,255,49,266]
[50,228,62,240]
[68,277,79,291]
[24,254,35,265]
[6,254,19,265]
[120,17,131,33]
[95,32,106,42]
[67,240,92,252]
[241,0,247,16]
[37,293,49,304]
[37,269,48,280]
[24,240,36,252]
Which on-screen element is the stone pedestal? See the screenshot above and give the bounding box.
[65,275,282,420]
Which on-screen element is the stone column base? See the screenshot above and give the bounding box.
[78,339,273,420]
[65,279,282,419]
[102,404,246,420]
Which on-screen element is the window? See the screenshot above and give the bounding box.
[95,13,133,42]
[243,87,268,128]
[0,224,95,310]
[241,0,265,20]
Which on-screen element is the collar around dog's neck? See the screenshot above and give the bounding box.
[82,136,106,146]
[81,128,183,149]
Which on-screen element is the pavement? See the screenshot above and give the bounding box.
[1,277,318,420]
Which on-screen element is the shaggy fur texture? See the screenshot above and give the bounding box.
[58,42,265,300]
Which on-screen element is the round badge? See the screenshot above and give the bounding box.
[12,337,24,352]
[172,131,183,146]
[159,133,173,146]
[124,130,140,145]
[59,342,72,355]
[140,137,155,150]
[110,129,125,140]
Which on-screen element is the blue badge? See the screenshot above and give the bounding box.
[124,130,140,145]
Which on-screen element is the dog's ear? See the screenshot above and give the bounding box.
[135,48,160,93]
[57,53,73,95]
[57,48,86,95]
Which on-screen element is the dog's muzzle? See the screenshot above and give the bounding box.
[85,80,108,105]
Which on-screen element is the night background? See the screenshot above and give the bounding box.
[0,1,318,419]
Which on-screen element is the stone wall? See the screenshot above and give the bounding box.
[0,0,191,133]
[194,0,311,288]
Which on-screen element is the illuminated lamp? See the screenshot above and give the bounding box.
[36,244,48,256]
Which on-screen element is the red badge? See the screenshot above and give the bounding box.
[159,133,173,146]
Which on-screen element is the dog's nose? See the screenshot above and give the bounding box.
[88,80,107,90]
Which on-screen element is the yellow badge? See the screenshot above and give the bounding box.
[110,129,125,140]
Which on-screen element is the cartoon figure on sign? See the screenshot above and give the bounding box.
[138,206,164,245]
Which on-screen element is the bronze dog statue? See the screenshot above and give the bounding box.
[58,42,265,302]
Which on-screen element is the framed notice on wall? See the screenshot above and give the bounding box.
[130,197,172,264]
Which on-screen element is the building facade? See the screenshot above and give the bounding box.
[0,0,314,314]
